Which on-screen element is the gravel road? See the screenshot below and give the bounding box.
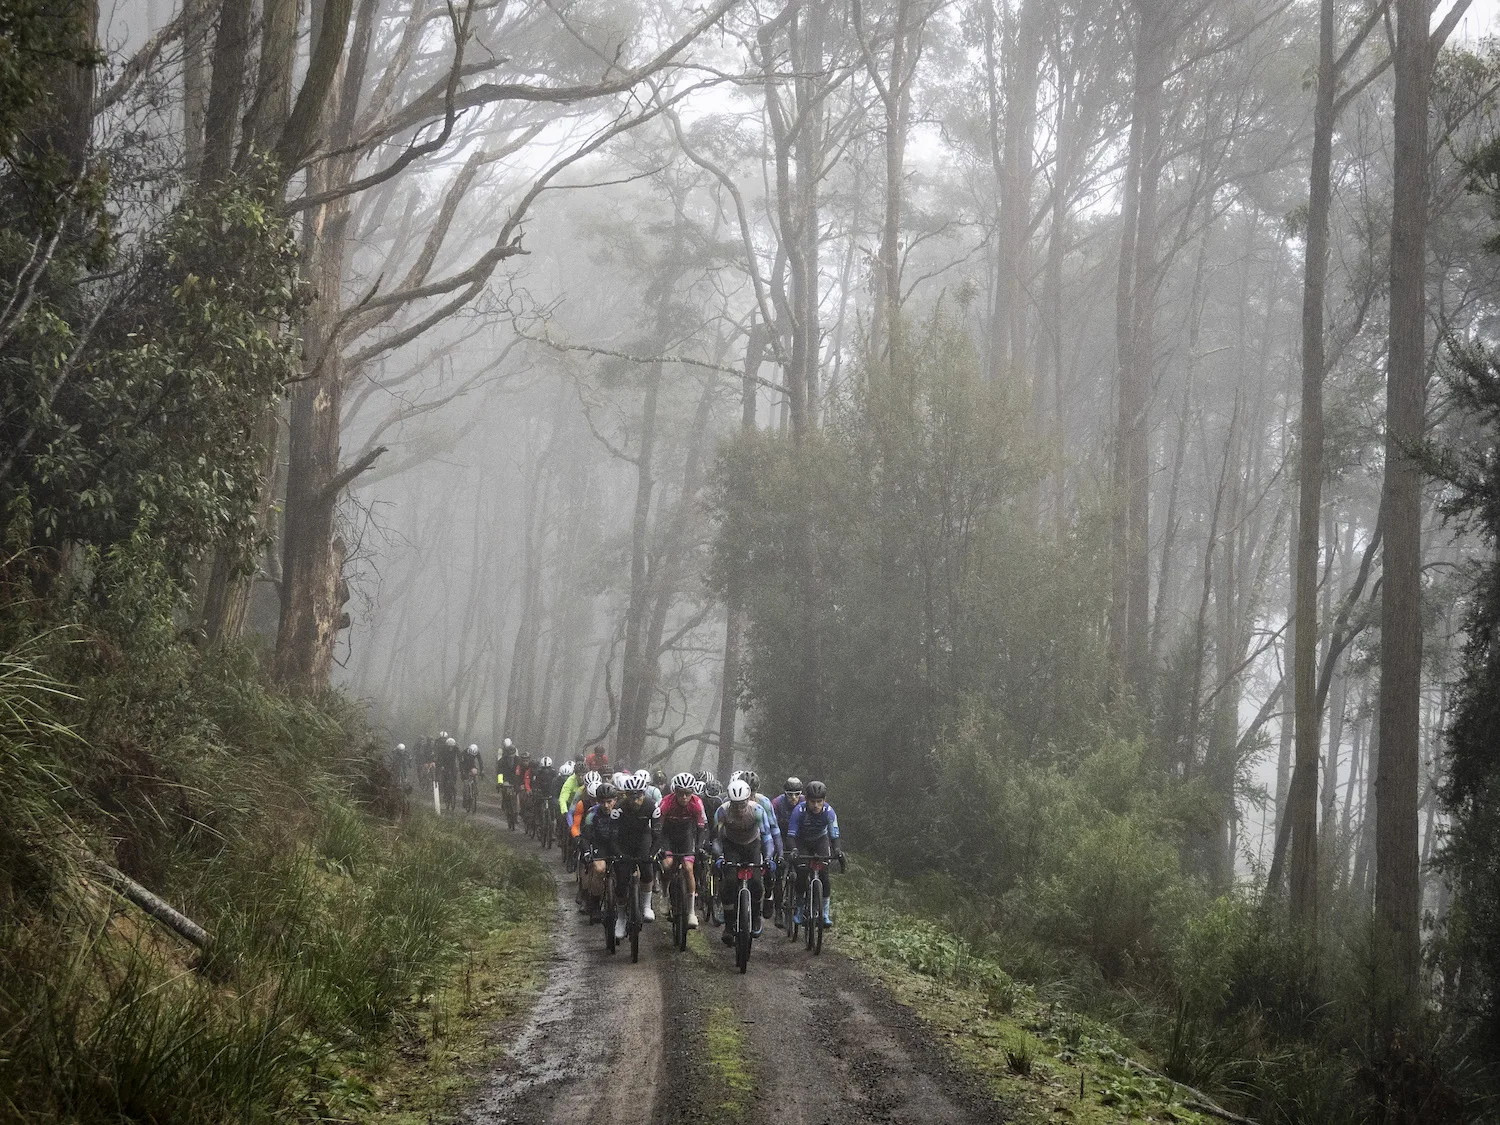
[461,805,1010,1125]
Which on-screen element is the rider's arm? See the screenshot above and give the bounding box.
[757,806,774,858]
[787,802,804,843]
[826,803,840,843]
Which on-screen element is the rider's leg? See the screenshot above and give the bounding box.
[684,857,698,926]
[637,859,654,922]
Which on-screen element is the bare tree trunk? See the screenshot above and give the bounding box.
[199,0,250,185]
[1287,0,1336,936]
[182,0,210,178]
[1375,0,1430,1011]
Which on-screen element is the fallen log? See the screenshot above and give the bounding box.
[91,861,211,949]
[1100,1048,1260,1125]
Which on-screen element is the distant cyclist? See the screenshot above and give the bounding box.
[437,737,460,812]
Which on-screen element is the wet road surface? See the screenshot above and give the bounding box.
[461,804,1010,1125]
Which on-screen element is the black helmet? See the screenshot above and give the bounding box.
[805,780,828,800]
[703,780,722,799]
[743,770,759,792]
[784,776,803,793]
[596,783,617,802]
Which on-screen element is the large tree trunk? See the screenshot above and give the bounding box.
[1108,0,1162,702]
[272,195,351,686]
[199,0,251,185]
[1288,0,1337,935]
[1374,0,1430,1011]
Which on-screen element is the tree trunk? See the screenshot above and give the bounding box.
[1287,0,1336,935]
[1374,0,1429,1012]
[199,0,251,185]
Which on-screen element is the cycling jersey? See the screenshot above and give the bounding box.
[788,800,839,846]
[658,791,706,853]
[558,771,584,815]
[499,750,518,783]
[600,794,659,857]
[583,749,609,773]
[752,792,783,857]
[530,766,557,798]
[462,747,482,775]
[713,801,774,855]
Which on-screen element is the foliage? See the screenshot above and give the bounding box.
[713,312,1111,868]
[2,179,302,591]
[0,594,550,1123]
[1425,339,1500,1072]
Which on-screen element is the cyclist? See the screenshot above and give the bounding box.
[770,777,803,918]
[462,742,483,807]
[390,742,411,785]
[735,771,783,916]
[583,743,610,773]
[531,756,558,823]
[552,761,575,859]
[788,780,841,927]
[436,737,461,812]
[582,781,617,925]
[659,772,707,928]
[601,774,659,941]
[558,759,587,817]
[498,737,518,788]
[634,768,661,805]
[712,777,773,941]
[695,776,725,925]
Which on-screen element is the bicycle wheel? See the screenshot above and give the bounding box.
[785,875,799,940]
[736,886,752,972]
[672,873,688,951]
[811,877,824,955]
[630,873,642,963]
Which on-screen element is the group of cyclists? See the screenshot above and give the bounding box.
[390,731,844,967]
[388,732,484,814]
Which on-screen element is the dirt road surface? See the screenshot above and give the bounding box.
[461,806,1010,1125]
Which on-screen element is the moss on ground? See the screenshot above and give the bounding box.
[838,876,1215,1125]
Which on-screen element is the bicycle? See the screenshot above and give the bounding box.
[663,854,693,952]
[539,802,556,850]
[603,857,650,962]
[718,860,762,973]
[788,851,845,954]
[500,782,519,831]
[696,849,721,927]
[462,770,478,815]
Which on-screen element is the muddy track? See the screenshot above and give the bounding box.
[461,801,1011,1125]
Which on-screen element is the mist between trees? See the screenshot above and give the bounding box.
[6,0,1500,1117]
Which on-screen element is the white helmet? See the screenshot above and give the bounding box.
[672,771,696,792]
[584,771,602,787]
[439,731,449,739]
[586,779,601,797]
[395,743,405,752]
[612,771,627,789]
[633,769,651,785]
[502,737,514,749]
[622,773,649,792]
[467,743,479,752]
[445,737,456,748]
[558,761,574,777]
[562,760,575,773]
[539,756,553,768]
[693,779,706,796]
[727,778,752,802]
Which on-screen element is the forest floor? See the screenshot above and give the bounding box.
[436,797,1226,1125]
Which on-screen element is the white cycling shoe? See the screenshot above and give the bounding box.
[641,891,655,922]
[614,916,627,940]
[687,910,699,929]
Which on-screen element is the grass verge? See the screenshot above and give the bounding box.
[838,865,1219,1125]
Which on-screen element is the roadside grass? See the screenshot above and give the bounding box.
[838,864,1218,1125]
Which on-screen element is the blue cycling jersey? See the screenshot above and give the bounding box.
[787,800,839,844]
